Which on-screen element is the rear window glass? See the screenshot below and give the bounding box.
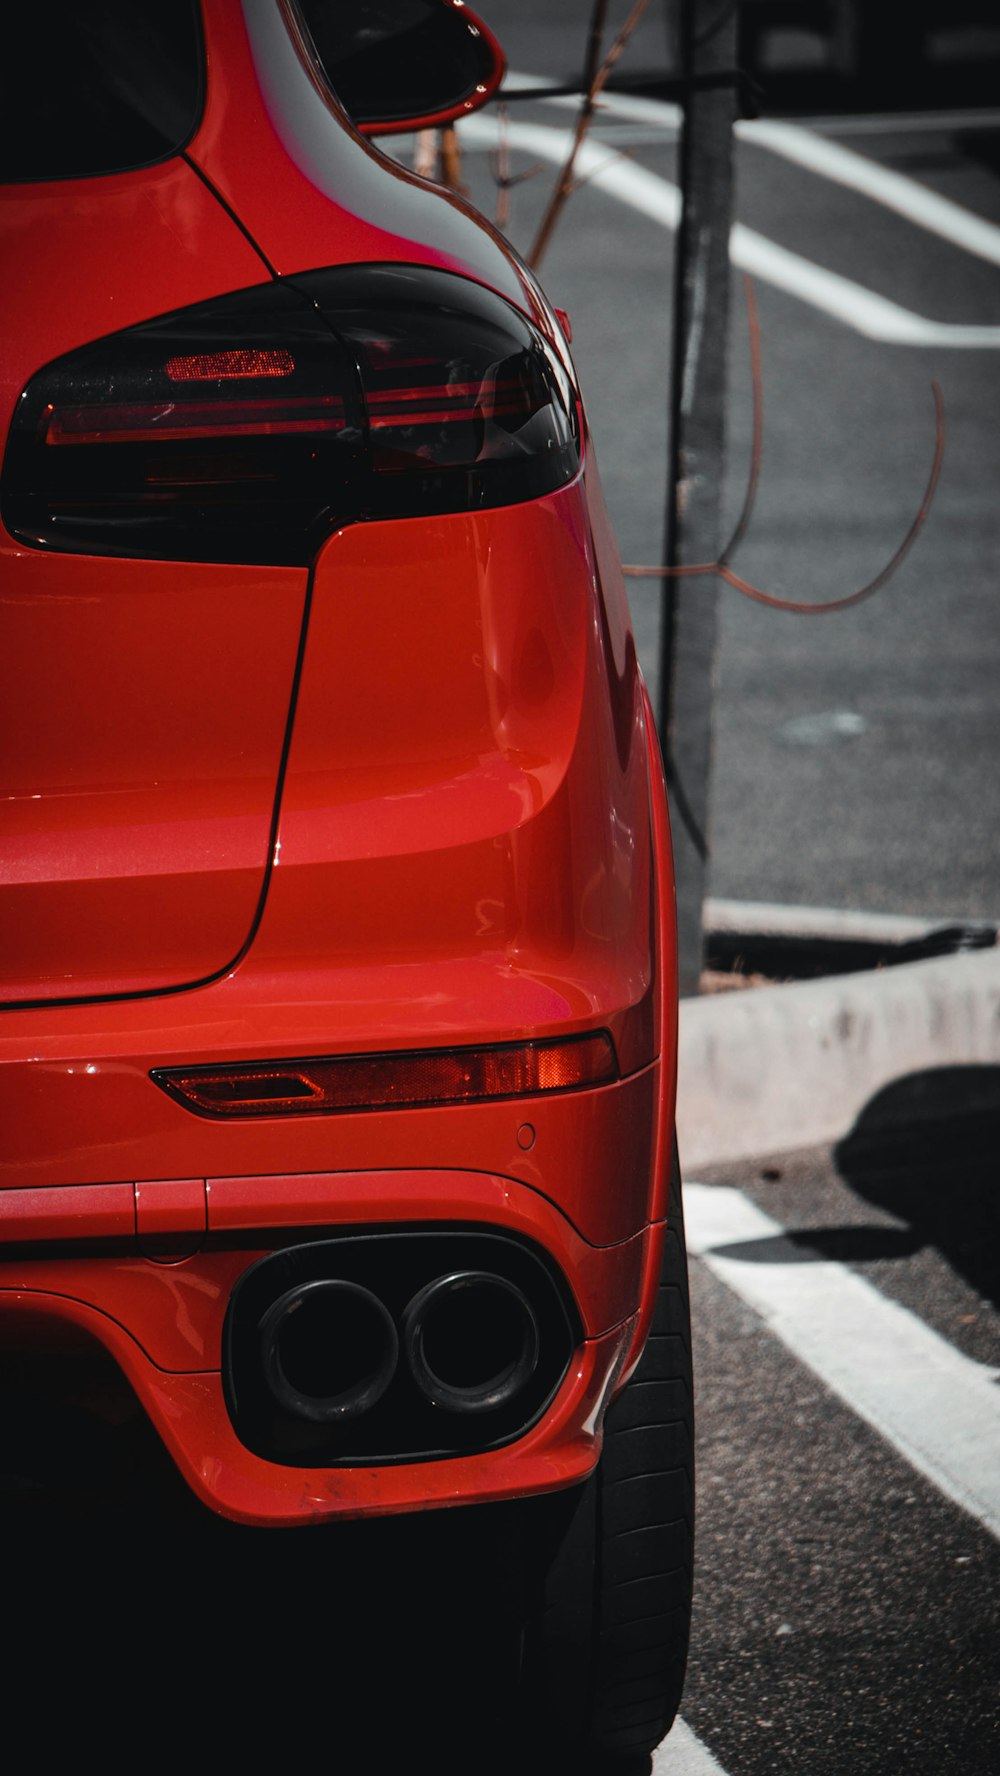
[2,1,203,183]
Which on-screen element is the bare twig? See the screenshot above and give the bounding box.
[491,103,512,230]
[489,104,545,231]
[558,143,641,204]
[414,128,439,180]
[528,0,653,268]
[414,124,466,193]
[439,123,466,195]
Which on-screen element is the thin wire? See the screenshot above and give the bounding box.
[528,0,653,266]
[625,383,945,615]
[719,273,762,565]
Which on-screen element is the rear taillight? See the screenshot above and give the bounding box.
[2,266,580,565]
[151,1032,617,1118]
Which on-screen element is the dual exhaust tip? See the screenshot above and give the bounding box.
[258,1270,541,1425]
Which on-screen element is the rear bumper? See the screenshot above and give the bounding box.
[0,487,679,1523]
[0,1161,666,1525]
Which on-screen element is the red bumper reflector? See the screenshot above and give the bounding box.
[152,1034,618,1119]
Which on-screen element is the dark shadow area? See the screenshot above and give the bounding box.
[734,10,1000,118]
[704,923,996,985]
[958,125,1000,176]
[0,1345,676,1771]
[708,1225,923,1265]
[0,1356,528,1766]
[591,5,1000,121]
[834,1065,1000,1312]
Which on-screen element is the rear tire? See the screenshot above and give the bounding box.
[521,1147,694,1768]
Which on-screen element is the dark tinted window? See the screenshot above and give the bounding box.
[297,0,496,129]
[2,1,202,182]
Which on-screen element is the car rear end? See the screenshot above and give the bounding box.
[0,0,677,1532]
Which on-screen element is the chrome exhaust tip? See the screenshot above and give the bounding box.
[258,1278,399,1423]
[402,1271,540,1415]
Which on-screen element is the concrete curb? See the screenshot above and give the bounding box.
[677,946,1000,1169]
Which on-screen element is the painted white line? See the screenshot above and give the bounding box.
[737,117,1000,269]
[506,76,1000,266]
[459,114,1000,347]
[778,108,1000,138]
[729,222,1000,344]
[653,1717,732,1774]
[461,113,680,221]
[503,75,683,133]
[518,84,1000,267]
[683,1185,1000,1539]
[499,76,1000,137]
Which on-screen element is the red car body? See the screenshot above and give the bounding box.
[0,0,677,1551]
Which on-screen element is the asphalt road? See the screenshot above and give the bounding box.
[679,1115,1000,1776]
[455,3,1000,923]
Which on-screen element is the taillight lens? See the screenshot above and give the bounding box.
[152,1032,617,1118]
[2,266,580,565]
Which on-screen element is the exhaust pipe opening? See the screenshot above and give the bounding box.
[403,1271,540,1415]
[258,1279,398,1423]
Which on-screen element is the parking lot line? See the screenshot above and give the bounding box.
[737,118,1000,267]
[459,114,1000,346]
[683,1185,1000,1538]
[506,79,1000,268]
[653,1717,732,1774]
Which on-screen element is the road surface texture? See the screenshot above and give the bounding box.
[678,1107,1000,1776]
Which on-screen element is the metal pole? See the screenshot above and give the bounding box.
[659,0,738,996]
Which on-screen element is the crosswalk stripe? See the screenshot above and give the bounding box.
[683,1184,1000,1539]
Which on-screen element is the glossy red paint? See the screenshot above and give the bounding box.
[0,156,269,440]
[190,0,535,310]
[0,1170,650,1364]
[1,553,305,1001]
[0,1044,661,1247]
[0,88,302,1005]
[0,1285,635,1526]
[0,0,679,1531]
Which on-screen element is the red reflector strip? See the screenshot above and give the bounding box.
[367,381,486,407]
[366,379,536,431]
[156,1034,617,1119]
[43,396,348,446]
[165,348,295,382]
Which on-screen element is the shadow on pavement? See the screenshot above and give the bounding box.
[707,1225,924,1265]
[834,1065,1000,1313]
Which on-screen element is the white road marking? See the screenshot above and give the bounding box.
[736,117,1000,269]
[460,113,680,219]
[501,75,683,132]
[539,85,1000,269]
[653,1717,732,1774]
[730,222,1000,343]
[461,102,1000,346]
[783,107,1000,137]
[505,77,1000,262]
[683,1184,1000,1539]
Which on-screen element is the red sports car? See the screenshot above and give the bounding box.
[0,1,692,1762]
